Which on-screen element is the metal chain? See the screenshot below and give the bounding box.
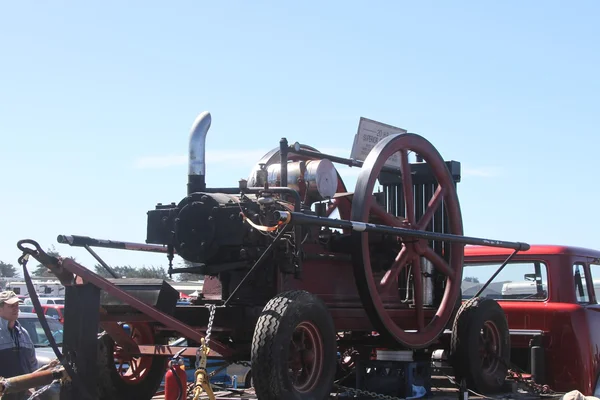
[491,352,555,395]
[233,360,251,368]
[26,380,58,400]
[334,384,406,400]
[205,304,216,348]
[507,368,554,395]
[196,304,216,370]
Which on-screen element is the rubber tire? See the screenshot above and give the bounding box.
[97,332,168,400]
[446,289,464,329]
[244,370,253,389]
[449,297,510,394]
[251,290,337,400]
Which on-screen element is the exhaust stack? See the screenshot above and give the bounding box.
[188,111,212,194]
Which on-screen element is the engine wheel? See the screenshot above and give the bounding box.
[450,297,510,394]
[97,323,167,400]
[251,290,337,400]
[351,133,464,348]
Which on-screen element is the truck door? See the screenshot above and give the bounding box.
[576,262,600,395]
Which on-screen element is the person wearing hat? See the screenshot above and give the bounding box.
[0,290,38,399]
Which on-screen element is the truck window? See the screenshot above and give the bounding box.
[462,261,548,300]
[587,263,600,301]
[573,263,590,303]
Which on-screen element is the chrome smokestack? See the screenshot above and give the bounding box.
[188,111,212,194]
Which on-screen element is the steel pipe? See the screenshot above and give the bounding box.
[57,235,170,254]
[274,211,530,251]
[0,367,66,395]
[188,111,212,194]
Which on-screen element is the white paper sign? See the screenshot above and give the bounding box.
[350,117,407,168]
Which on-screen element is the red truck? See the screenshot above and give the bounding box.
[463,244,600,396]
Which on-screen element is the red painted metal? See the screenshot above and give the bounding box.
[350,133,464,348]
[290,321,324,393]
[57,258,232,357]
[114,323,155,384]
[164,361,188,400]
[465,244,600,258]
[464,244,600,395]
[135,345,222,358]
[100,321,140,355]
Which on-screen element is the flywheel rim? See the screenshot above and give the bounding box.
[351,133,464,348]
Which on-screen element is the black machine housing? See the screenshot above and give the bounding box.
[146,190,299,276]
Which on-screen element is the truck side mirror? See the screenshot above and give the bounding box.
[524,273,536,281]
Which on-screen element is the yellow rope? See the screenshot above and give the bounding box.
[192,338,215,400]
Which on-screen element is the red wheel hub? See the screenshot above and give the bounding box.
[113,323,155,384]
[288,321,324,393]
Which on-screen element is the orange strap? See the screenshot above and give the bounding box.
[242,212,290,232]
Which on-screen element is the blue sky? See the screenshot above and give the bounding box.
[1,1,599,277]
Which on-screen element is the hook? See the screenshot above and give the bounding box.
[17,239,43,254]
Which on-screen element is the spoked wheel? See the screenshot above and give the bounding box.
[450,297,510,393]
[251,290,337,400]
[113,324,155,383]
[351,133,464,348]
[97,323,167,400]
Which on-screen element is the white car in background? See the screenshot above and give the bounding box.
[23,297,65,306]
[18,312,62,400]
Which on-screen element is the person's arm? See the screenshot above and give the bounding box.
[27,346,39,372]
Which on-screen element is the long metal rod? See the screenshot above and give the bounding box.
[0,367,67,395]
[58,234,170,254]
[275,211,530,251]
[84,244,119,278]
[473,249,519,298]
[224,224,291,306]
[288,145,404,175]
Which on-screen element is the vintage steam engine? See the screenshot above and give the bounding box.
[12,111,530,400]
[138,111,526,398]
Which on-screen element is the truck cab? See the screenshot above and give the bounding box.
[463,244,600,395]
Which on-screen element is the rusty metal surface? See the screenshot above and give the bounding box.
[16,239,233,359]
[136,345,223,358]
[57,258,233,358]
[0,367,66,394]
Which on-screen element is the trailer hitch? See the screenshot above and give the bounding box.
[17,239,74,285]
[17,238,235,358]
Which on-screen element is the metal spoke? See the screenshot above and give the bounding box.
[423,247,454,278]
[400,149,415,224]
[379,246,411,295]
[416,185,445,231]
[370,200,405,228]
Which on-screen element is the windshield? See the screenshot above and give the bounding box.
[19,317,64,347]
[462,260,549,301]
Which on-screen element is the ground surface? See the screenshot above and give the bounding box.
[151,384,549,400]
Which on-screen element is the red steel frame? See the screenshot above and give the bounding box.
[18,240,233,358]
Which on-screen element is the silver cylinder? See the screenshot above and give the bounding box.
[188,111,212,176]
[266,159,338,203]
[421,257,434,306]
